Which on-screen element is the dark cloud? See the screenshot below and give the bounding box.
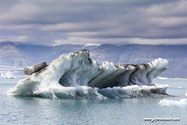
[0,0,187,45]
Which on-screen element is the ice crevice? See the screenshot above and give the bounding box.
[5,49,170,99]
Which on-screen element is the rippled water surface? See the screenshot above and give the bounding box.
[1,78,187,125]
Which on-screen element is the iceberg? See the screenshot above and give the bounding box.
[5,49,170,99]
[159,99,187,107]
[1,70,17,79]
[157,77,169,80]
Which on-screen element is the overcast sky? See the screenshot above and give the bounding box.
[0,0,187,45]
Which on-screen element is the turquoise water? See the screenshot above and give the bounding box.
[0,78,187,125]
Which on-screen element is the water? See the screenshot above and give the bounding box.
[1,78,187,125]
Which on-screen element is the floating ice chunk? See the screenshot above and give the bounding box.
[5,49,170,99]
[0,70,17,79]
[159,99,187,106]
[157,77,169,80]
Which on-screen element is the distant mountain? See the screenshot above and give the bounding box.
[0,42,35,68]
[15,44,84,64]
[0,42,187,78]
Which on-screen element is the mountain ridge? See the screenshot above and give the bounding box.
[0,42,187,78]
[0,42,35,68]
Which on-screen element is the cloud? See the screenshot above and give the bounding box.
[142,0,187,17]
[53,37,187,45]
[0,35,29,42]
[0,0,187,45]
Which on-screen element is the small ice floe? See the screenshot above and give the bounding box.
[159,99,187,107]
[157,77,169,80]
[0,70,17,79]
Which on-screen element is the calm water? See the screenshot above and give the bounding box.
[0,78,187,125]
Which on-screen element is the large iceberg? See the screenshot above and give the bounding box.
[5,50,170,99]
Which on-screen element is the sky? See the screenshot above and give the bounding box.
[0,0,187,45]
